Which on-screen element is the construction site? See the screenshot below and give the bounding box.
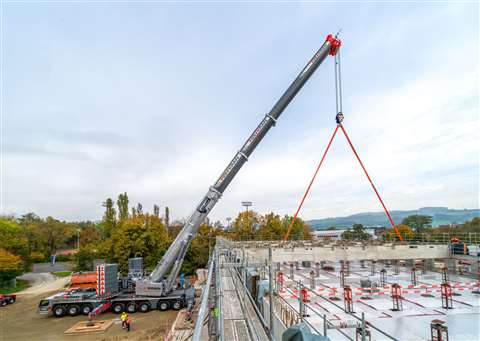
[2,3,479,341]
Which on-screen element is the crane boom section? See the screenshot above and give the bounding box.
[141,34,340,295]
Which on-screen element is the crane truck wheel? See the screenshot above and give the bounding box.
[112,303,125,314]
[138,302,150,313]
[81,304,93,315]
[172,301,182,310]
[67,305,80,316]
[53,305,66,317]
[158,301,169,311]
[126,302,137,313]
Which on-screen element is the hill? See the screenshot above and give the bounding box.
[306,207,480,230]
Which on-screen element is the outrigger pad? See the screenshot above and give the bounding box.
[64,320,114,334]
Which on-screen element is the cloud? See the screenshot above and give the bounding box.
[3,3,478,223]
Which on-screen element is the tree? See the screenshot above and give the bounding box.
[232,211,260,240]
[326,226,337,230]
[0,219,29,258]
[36,217,75,256]
[136,203,143,215]
[183,224,215,274]
[257,213,283,240]
[281,215,313,240]
[153,205,160,218]
[106,214,170,273]
[0,249,23,283]
[341,223,371,241]
[117,193,129,221]
[385,224,413,240]
[102,198,117,237]
[165,206,170,230]
[401,215,432,233]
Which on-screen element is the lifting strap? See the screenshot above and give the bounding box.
[283,42,403,241]
[282,124,403,241]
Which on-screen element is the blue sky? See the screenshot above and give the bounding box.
[3,2,479,223]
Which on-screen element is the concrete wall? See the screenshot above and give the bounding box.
[246,244,450,263]
[262,298,287,341]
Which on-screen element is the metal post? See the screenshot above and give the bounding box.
[315,262,320,277]
[290,263,294,279]
[323,314,327,337]
[268,248,274,340]
[361,312,366,341]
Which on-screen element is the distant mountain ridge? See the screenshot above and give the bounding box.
[306,207,480,230]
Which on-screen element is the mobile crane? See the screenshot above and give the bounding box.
[37,33,341,318]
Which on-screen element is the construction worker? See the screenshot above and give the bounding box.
[120,312,127,329]
[125,314,132,332]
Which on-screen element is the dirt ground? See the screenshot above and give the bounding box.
[0,290,178,341]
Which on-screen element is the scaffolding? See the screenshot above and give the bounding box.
[441,283,453,309]
[391,283,403,311]
[380,269,387,286]
[411,267,418,286]
[431,320,449,341]
[343,286,354,313]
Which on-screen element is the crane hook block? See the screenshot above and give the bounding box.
[325,34,341,56]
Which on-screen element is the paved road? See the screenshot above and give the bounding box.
[32,262,73,273]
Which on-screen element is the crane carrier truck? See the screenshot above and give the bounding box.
[37,33,341,318]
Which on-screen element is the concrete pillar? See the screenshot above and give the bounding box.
[289,263,294,279]
[445,259,457,275]
[394,260,400,275]
[315,262,320,277]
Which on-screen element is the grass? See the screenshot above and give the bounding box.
[0,279,30,294]
[52,271,72,277]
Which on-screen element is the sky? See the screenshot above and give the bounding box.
[2,2,479,224]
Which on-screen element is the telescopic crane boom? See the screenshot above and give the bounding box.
[136,34,341,297]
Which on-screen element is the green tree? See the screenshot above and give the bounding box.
[0,249,23,283]
[341,223,371,241]
[117,192,129,221]
[401,215,432,233]
[165,206,170,231]
[183,224,215,274]
[106,214,170,273]
[37,217,76,256]
[102,198,117,237]
[0,219,29,258]
[257,213,284,240]
[282,215,313,240]
[232,211,260,240]
[326,226,337,230]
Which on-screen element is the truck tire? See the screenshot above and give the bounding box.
[158,301,169,311]
[68,305,80,316]
[81,304,93,315]
[0,300,6,307]
[112,302,125,314]
[138,302,150,313]
[172,301,183,310]
[53,305,66,317]
[126,302,137,313]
